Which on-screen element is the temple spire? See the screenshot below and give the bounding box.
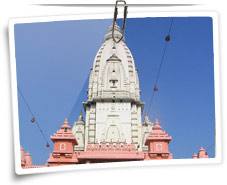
[48,119,78,166]
[61,118,70,129]
[192,147,209,159]
[76,112,85,125]
[145,120,172,159]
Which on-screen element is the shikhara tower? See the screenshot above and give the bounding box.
[19,22,212,168]
[73,24,148,151]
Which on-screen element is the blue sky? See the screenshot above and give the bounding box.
[14,16,215,165]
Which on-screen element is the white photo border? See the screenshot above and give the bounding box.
[9,11,221,175]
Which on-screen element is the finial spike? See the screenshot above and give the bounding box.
[64,118,68,123]
[155,118,160,125]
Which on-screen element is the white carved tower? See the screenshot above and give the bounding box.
[83,24,144,150]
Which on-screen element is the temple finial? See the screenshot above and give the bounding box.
[61,118,70,129]
[78,111,83,121]
[155,118,160,125]
[64,118,68,124]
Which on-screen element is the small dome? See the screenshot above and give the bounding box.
[104,23,124,42]
[76,112,85,125]
[153,119,162,130]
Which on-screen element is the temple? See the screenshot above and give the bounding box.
[20,24,209,168]
[192,147,209,159]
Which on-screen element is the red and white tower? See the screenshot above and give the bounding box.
[21,147,33,168]
[145,120,172,160]
[48,118,78,166]
[192,147,209,159]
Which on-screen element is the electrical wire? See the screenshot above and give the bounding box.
[144,18,174,119]
[67,74,90,125]
[18,86,50,149]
